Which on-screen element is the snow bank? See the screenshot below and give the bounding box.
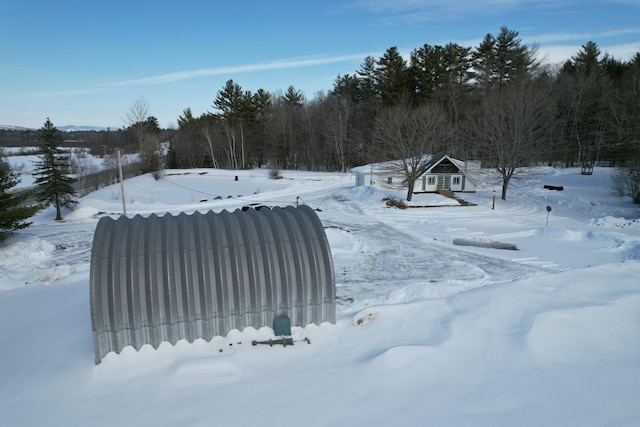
[1,166,639,426]
[0,235,56,290]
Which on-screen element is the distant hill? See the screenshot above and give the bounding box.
[0,125,34,131]
[1,125,113,132]
[58,125,112,132]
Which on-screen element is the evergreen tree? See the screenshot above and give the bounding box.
[442,43,474,88]
[571,41,601,74]
[331,72,379,167]
[409,43,473,103]
[214,80,244,169]
[139,115,163,177]
[356,56,378,101]
[0,151,40,241]
[375,46,410,105]
[173,108,203,168]
[472,33,498,89]
[410,44,446,101]
[332,73,361,103]
[32,118,76,221]
[280,85,305,169]
[245,88,272,168]
[472,26,538,90]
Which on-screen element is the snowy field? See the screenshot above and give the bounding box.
[1,162,639,426]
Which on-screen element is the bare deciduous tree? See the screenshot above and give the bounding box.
[324,94,350,172]
[200,113,220,169]
[468,80,553,200]
[125,96,150,155]
[372,102,450,201]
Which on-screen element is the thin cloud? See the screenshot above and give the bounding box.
[352,0,561,17]
[105,54,369,87]
[354,0,566,11]
[529,28,640,44]
[1,54,371,100]
[537,41,640,64]
[1,87,108,100]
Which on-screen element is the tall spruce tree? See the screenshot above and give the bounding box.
[409,43,473,103]
[32,118,76,221]
[0,152,40,241]
[472,26,538,90]
[214,79,244,169]
[375,47,410,106]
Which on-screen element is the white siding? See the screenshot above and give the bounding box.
[451,175,463,191]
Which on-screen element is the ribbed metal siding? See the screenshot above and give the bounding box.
[90,205,335,364]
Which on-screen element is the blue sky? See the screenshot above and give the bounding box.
[1,0,639,129]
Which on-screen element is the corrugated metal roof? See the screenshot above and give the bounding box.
[90,205,335,364]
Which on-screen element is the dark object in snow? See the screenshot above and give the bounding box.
[544,185,564,191]
[252,337,294,347]
[452,238,518,250]
[251,337,311,347]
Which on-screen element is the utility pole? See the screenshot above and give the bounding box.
[117,150,127,216]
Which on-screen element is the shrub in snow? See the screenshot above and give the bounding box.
[383,196,407,209]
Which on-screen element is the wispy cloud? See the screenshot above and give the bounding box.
[528,28,640,44]
[1,87,108,100]
[351,0,562,21]
[1,54,370,100]
[104,54,369,87]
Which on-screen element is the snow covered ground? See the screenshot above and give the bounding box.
[1,164,639,426]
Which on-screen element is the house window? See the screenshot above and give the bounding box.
[427,176,436,185]
[387,177,393,184]
[452,176,461,185]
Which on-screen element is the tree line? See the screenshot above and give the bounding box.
[2,26,639,239]
[1,118,153,239]
[162,27,639,200]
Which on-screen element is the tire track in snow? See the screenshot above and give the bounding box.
[26,220,97,284]
[315,190,548,311]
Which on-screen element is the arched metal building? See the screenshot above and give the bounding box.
[90,205,335,364]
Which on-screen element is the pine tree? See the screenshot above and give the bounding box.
[410,44,446,101]
[356,56,379,102]
[572,41,601,74]
[375,46,410,106]
[472,26,538,90]
[280,85,304,169]
[0,152,40,241]
[32,118,76,221]
[409,43,472,102]
[214,80,244,169]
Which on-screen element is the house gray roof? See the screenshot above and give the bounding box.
[415,153,447,176]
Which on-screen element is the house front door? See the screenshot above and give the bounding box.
[438,175,451,190]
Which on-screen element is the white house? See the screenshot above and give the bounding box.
[353,154,478,193]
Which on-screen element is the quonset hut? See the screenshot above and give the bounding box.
[90,205,335,364]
